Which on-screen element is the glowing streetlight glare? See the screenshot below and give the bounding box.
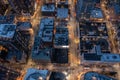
[101,4,105,7]
[39,77,43,80]
[106,15,110,19]
[34,2,37,10]
[66,75,70,80]
[62,46,69,48]
[74,38,80,44]
[63,71,68,75]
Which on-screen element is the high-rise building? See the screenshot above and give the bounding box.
[0,23,31,63]
[0,23,31,53]
[8,0,35,15]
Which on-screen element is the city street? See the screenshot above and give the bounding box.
[101,0,120,80]
[68,0,80,67]
[101,1,119,53]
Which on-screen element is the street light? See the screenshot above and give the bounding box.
[74,38,80,44]
[63,71,68,75]
[39,77,43,80]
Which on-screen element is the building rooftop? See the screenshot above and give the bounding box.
[117,31,120,39]
[0,47,25,63]
[57,8,68,19]
[32,47,51,62]
[82,45,120,63]
[57,0,68,5]
[94,0,100,3]
[77,0,102,20]
[0,24,16,39]
[41,4,55,12]
[83,72,116,80]
[101,54,120,62]
[113,3,120,15]
[90,9,103,18]
[52,48,68,63]
[41,18,54,26]
[80,22,108,37]
[32,18,54,62]
[24,68,49,80]
[42,29,53,42]
[5,50,24,62]
[0,66,20,80]
[38,18,54,42]
[84,54,102,61]
[0,15,15,24]
[80,38,110,53]
[77,0,93,19]
[115,28,120,38]
[54,27,69,48]
[49,72,67,80]
[16,22,32,30]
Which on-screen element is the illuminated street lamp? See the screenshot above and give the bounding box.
[106,15,110,20]
[74,38,80,44]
